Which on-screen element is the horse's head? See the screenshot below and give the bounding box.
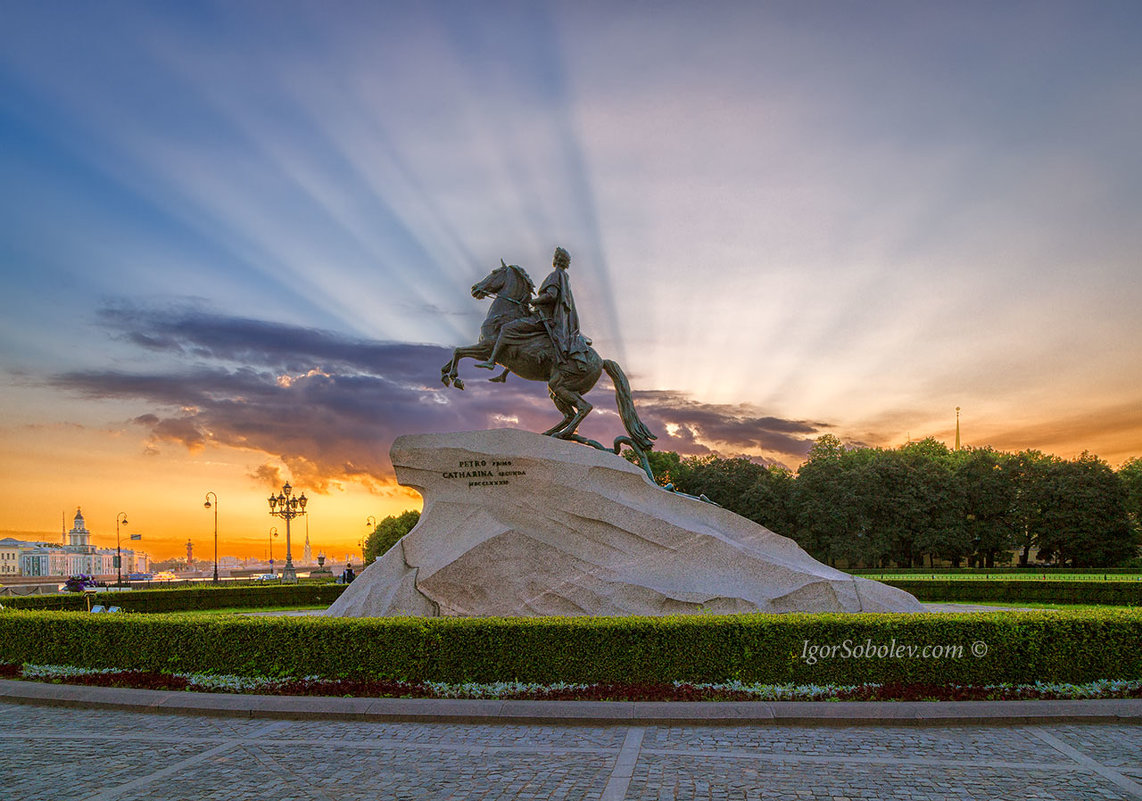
[472,260,534,302]
[472,261,508,300]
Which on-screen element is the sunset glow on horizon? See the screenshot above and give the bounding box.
[2,2,1141,560]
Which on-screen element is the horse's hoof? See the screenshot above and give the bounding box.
[441,375,451,387]
[453,378,465,390]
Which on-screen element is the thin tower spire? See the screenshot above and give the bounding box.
[955,406,961,451]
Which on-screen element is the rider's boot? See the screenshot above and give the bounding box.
[474,338,502,370]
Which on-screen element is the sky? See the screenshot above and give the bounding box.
[2,1,1141,561]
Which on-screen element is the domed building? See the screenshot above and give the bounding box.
[17,508,149,578]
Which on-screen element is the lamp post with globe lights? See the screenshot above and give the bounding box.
[365,516,377,563]
[267,482,306,583]
[203,492,219,583]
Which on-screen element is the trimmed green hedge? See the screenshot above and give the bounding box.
[1,609,1139,686]
[883,579,1142,605]
[1,584,347,613]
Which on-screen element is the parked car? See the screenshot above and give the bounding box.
[254,573,279,581]
[127,572,153,581]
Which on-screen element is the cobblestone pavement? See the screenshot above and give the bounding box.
[2,701,1140,800]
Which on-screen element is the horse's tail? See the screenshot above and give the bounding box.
[603,359,656,452]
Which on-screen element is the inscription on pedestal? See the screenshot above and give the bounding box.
[442,458,527,488]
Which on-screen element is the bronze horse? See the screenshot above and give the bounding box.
[441,262,656,453]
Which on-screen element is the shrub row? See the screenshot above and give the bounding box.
[1,609,1139,686]
[6,579,1136,613]
[882,579,1142,605]
[1,584,347,613]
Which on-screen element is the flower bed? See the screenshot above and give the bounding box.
[4,662,1142,703]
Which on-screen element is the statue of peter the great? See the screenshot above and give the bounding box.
[476,246,590,371]
[442,245,654,453]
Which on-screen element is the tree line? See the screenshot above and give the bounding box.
[634,436,1142,569]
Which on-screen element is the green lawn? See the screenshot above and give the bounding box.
[954,601,1130,611]
[179,604,328,615]
[855,572,1142,582]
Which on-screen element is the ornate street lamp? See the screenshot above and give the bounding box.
[365,516,377,562]
[115,512,129,586]
[267,482,306,584]
[269,526,278,575]
[203,491,219,583]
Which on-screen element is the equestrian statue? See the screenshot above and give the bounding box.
[441,247,656,464]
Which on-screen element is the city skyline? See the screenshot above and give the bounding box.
[3,2,1141,559]
[1,504,353,570]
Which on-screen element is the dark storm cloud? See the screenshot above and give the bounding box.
[248,463,285,490]
[97,304,444,377]
[54,305,560,490]
[633,390,826,461]
[49,305,827,490]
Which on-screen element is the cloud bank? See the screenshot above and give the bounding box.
[45,304,825,491]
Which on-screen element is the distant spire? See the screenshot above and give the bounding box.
[955,407,961,451]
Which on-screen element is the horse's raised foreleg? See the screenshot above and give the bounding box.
[443,343,492,390]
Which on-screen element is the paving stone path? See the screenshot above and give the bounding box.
[2,700,1140,800]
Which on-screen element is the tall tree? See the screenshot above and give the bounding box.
[737,465,795,535]
[952,446,1015,568]
[1007,450,1057,565]
[625,449,793,532]
[1118,457,1142,544]
[675,454,769,510]
[792,435,863,566]
[363,510,421,566]
[1036,453,1136,567]
[623,448,688,488]
[898,439,966,568]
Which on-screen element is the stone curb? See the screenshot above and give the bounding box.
[3,679,1141,726]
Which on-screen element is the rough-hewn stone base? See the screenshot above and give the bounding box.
[324,429,923,617]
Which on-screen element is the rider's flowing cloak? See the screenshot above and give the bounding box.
[539,268,590,361]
